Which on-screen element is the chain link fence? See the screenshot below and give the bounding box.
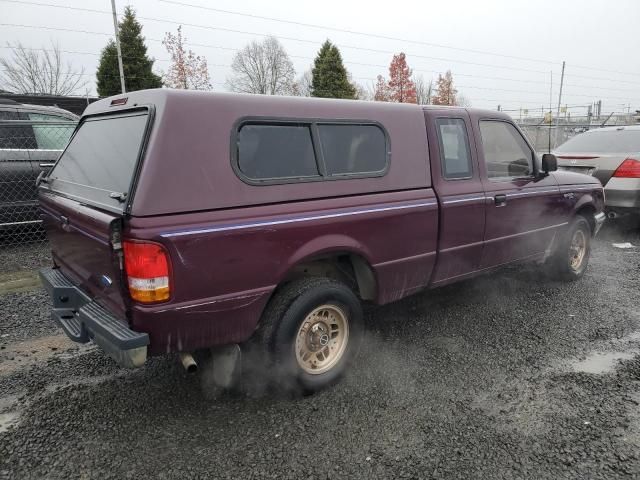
[518,116,639,152]
[0,119,76,248]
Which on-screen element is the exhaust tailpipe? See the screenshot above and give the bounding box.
[179,353,198,373]
[607,211,618,219]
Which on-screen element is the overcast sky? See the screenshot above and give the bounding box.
[2,0,640,115]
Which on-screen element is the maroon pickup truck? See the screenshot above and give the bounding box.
[38,90,605,392]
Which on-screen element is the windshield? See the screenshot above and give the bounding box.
[47,111,148,211]
[555,129,640,154]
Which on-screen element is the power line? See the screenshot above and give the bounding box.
[8,0,640,80]
[4,1,640,86]
[155,0,559,66]
[0,1,554,75]
[3,28,640,103]
[6,20,640,92]
[0,44,553,88]
[2,6,639,105]
[0,0,557,66]
[7,43,638,100]
[157,0,640,79]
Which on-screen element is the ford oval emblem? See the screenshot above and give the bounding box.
[99,275,113,288]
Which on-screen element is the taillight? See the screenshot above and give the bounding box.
[123,240,171,303]
[613,158,640,178]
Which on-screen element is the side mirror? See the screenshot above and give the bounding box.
[541,153,558,173]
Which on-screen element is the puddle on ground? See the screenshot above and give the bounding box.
[0,335,95,375]
[0,411,19,433]
[571,351,636,374]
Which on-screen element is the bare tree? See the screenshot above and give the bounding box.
[353,81,370,100]
[226,37,295,95]
[415,75,433,105]
[456,93,472,107]
[293,69,312,97]
[0,41,86,95]
[162,26,212,90]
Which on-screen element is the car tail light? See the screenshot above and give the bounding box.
[123,240,171,303]
[613,158,640,178]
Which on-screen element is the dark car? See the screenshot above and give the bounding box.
[38,90,605,392]
[0,99,77,234]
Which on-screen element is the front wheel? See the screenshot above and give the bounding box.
[255,277,364,393]
[549,216,592,281]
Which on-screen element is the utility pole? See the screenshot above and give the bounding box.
[548,70,553,153]
[554,61,565,147]
[110,0,126,94]
[555,62,565,122]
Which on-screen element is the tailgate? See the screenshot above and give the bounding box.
[37,107,152,319]
[39,192,127,317]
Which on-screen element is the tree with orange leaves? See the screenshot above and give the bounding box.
[163,26,211,90]
[431,70,458,106]
[387,53,417,103]
[373,53,417,103]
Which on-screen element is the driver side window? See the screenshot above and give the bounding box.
[479,120,533,179]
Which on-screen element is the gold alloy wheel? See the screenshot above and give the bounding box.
[569,229,587,271]
[295,304,349,375]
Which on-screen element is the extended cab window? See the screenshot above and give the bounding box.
[47,111,149,211]
[237,124,318,180]
[480,120,533,179]
[318,124,386,175]
[435,118,472,179]
[235,120,389,183]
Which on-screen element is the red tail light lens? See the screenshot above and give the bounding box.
[123,241,171,303]
[613,158,640,178]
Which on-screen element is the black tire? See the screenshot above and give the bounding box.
[549,215,592,281]
[252,277,364,394]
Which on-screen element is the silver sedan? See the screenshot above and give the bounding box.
[554,125,640,219]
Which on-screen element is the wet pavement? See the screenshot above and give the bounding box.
[1,224,639,479]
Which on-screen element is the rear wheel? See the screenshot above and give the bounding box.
[253,277,364,393]
[549,216,592,281]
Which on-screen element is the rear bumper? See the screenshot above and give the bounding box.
[39,267,149,368]
[604,177,640,210]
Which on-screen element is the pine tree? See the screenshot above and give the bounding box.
[96,6,162,97]
[431,70,458,106]
[311,40,356,99]
[387,53,416,103]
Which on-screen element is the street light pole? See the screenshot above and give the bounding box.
[110,0,126,94]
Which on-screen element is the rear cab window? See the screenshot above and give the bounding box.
[435,118,473,179]
[45,109,151,212]
[234,119,389,184]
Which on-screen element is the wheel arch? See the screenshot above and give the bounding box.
[275,235,378,302]
[574,199,597,234]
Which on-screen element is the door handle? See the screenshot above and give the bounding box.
[494,194,507,206]
[39,162,55,168]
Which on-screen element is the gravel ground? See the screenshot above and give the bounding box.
[0,225,639,479]
[0,240,51,275]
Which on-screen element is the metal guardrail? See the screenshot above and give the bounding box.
[0,119,77,248]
